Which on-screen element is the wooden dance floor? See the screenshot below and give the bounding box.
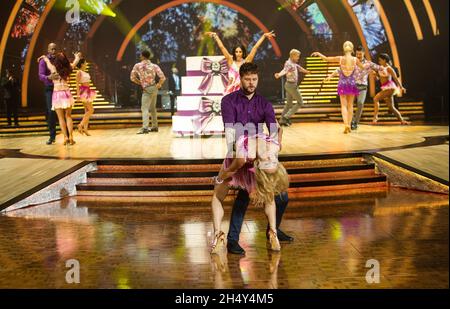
[0,122,448,288]
[1,123,447,160]
[0,188,448,288]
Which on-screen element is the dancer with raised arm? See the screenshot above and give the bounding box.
[275,49,312,126]
[312,41,363,134]
[372,53,409,125]
[75,58,96,136]
[40,52,81,145]
[206,31,276,94]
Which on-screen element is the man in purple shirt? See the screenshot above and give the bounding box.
[38,43,59,144]
[220,62,293,255]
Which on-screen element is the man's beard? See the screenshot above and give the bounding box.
[242,85,256,95]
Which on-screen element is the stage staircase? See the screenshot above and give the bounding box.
[76,153,388,200]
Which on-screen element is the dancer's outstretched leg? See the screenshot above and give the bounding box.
[211,172,230,254]
[265,200,280,251]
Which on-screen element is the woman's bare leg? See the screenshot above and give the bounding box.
[80,100,94,130]
[264,200,277,233]
[212,162,233,234]
[346,95,355,128]
[65,108,74,143]
[84,101,94,129]
[211,165,231,254]
[265,200,280,251]
[212,182,230,234]
[340,95,349,127]
[55,109,68,141]
[372,89,395,123]
[385,95,408,124]
[340,95,352,133]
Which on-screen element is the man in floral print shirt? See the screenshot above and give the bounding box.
[131,50,166,134]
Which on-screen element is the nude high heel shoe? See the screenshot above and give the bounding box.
[267,229,281,252]
[77,124,85,135]
[343,126,351,134]
[211,231,226,254]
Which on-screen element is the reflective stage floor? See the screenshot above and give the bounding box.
[0,187,447,289]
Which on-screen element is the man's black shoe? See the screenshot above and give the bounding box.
[227,240,245,255]
[46,139,55,145]
[266,228,294,242]
[277,229,294,242]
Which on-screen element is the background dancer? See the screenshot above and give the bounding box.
[38,43,58,145]
[350,46,383,130]
[1,69,20,127]
[313,41,363,134]
[206,31,276,94]
[130,50,166,134]
[40,52,81,145]
[372,53,409,125]
[75,58,96,136]
[275,49,311,126]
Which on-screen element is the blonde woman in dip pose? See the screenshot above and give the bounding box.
[210,134,289,254]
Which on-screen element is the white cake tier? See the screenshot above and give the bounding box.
[181,76,226,95]
[172,115,224,135]
[176,95,223,111]
[186,56,227,73]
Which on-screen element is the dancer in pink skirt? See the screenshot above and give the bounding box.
[210,133,289,254]
[76,58,96,136]
[40,52,81,145]
[205,31,276,95]
[372,53,409,125]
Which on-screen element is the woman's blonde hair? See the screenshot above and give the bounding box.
[343,41,354,53]
[290,49,301,57]
[251,161,290,207]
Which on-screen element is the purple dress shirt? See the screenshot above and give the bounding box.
[221,89,277,138]
[38,54,54,87]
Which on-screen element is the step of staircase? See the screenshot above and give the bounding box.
[76,154,387,198]
[75,188,388,209]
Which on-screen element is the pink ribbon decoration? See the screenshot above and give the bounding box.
[192,97,221,135]
[198,57,229,95]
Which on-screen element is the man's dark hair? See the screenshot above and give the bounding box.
[141,50,151,59]
[378,53,392,64]
[356,45,364,52]
[239,62,258,77]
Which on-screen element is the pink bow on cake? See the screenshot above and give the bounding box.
[192,97,221,135]
[198,57,229,95]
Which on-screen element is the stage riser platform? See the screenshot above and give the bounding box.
[0,102,425,136]
[76,154,387,198]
